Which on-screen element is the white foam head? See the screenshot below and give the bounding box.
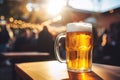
[66,22,92,32]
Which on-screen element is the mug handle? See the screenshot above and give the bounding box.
[54,32,66,63]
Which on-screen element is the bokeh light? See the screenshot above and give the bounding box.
[46,0,66,16]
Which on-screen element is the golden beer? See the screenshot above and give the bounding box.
[54,22,93,73]
[66,31,93,72]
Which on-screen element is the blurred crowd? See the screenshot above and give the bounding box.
[0,16,59,65]
[0,16,120,66]
[93,21,120,66]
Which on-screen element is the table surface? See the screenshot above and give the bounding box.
[0,52,50,58]
[15,61,120,80]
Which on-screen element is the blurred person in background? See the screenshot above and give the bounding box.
[37,26,55,60]
[0,16,10,53]
[13,29,34,52]
[29,29,38,51]
[0,16,11,66]
[97,21,120,66]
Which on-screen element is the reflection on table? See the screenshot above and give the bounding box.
[15,61,120,80]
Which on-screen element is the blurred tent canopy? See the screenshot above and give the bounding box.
[68,0,120,13]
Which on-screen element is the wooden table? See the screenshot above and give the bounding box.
[15,61,120,80]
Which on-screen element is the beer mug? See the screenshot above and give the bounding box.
[54,22,93,72]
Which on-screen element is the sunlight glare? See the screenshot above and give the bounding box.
[52,15,62,22]
[46,0,66,16]
[26,3,33,12]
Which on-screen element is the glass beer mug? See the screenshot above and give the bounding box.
[54,22,93,72]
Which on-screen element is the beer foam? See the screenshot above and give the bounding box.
[67,22,92,32]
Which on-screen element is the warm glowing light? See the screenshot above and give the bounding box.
[101,33,107,46]
[109,10,114,13]
[9,17,14,22]
[14,20,18,24]
[26,3,33,12]
[46,0,66,15]
[52,15,62,22]
[26,3,40,12]
[0,16,6,25]
[0,16,5,20]
[81,73,87,80]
